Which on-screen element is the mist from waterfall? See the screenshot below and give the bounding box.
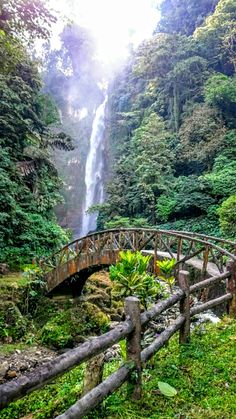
[80,95,108,236]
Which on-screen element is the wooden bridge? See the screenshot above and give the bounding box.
[40,228,236,293]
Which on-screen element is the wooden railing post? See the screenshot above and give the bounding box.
[82,353,105,396]
[202,245,209,280]
[178,270,190,344]
[125,296,142,399]
[153,236,158,275]
[226,260,236,317]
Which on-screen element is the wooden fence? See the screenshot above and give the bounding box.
[0,260,236,418]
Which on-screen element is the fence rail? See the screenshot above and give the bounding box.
[1,261,236,418]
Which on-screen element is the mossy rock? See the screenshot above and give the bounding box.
[86,271,112,289]
[40,302,110,349]
[83,302,110,332]
[83,272,112,310]
[0,301,27,341]
[40,322,74,349]
[32,297,67,328]
[82,291,111,307]
[0,273,29,308]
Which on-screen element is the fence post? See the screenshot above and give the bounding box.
[226,260,236,318]
[125,296,142,400]
[82,353,105,396]
[178,270,190,344]
[153,236,158,276]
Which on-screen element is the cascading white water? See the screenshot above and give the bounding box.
[80,96,108,236]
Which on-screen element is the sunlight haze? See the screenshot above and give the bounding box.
[50,0,160,64]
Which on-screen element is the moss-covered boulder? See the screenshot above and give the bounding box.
[82,271,112,310]
[40,302,110,349]
[0,301,27,342]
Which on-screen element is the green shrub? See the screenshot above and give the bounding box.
[157,258,176,293]
[218,195,236,239]
[110,250,164,308]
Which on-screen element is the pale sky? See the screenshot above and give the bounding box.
[49,0,160,64]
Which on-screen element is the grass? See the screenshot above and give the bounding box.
[0,364,85,419]
[1,318,236,418]
[98,317,236,419]
[0,272,28,288]
[0,342,31,356]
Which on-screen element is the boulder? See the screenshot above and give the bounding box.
[0,263,9,275]
[0,361,9,381]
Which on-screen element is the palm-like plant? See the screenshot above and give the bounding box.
[110,250,163,309]
[156,258,176,293]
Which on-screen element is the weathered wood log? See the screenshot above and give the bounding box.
[202,245,209,280]
[0,320,133,409]
[190,271,230,293]
[125,297,142,400]
[190,293,232,316]
[56,316,185,419]
[226,260,236,317]
[153,236,158,275]
[170,229,236,248]
[141,315,185,363]
[176,246,205,266]
[160,236,175,258]
[82,353,105,396]
[140,290,184,326]
[179,271,190,344]
[55,364,131,419]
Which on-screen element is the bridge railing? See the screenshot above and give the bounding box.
[1,263,236,418]
[170,230,236,254]
[39,229,236,288]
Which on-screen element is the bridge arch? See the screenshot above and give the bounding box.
[40,229,236,295]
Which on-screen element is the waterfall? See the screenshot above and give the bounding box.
[80,96,107,236]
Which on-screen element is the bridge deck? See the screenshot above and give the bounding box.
[143,250,219,277]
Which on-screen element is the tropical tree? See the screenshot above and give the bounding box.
[156,0,218,36]
[0,0,73,266]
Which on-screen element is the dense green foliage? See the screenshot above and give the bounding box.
[0,0,73,267]
[156,0,218,35]
[218,194,236,238]
[99,0,236,238]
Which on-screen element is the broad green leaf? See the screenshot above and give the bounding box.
[158,381,177,397]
